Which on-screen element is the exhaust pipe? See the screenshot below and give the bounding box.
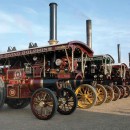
[117,44,121,63]
[86,19,92,49]
[48,3,58,45]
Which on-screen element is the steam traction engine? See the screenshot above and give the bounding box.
[86,54,130,103]
[0,42,82,120]
[110,63,130,98]
[126,68,130,87]
[85,54,115,103]
[0,39,107,118]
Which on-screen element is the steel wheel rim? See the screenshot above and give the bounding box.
[124,86,130,98]
[96,88,105,104]
[106,90,112,101]
[32,91,54,118]
[113,87,118,99]
[75,85,96,108]
[58,91,74,112]
[118,86,125,99]
[105,86,114,103]
[95,84,107,105]
[112,86,120,101]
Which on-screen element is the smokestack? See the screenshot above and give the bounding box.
[86,19,92,49]
[117,44,121,63]
[48,3,58,45]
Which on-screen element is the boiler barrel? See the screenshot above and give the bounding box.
[29,79,58,91]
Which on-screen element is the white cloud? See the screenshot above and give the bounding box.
[0,11,20,33]
[24,7,38,15]
[0,11,44,36]
[0,11,14,23]
[0,10,49,51]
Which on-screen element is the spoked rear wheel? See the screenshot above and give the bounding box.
[95,84,107,106]
[57,88,77,115]
[112,85,121,101]
[75,84,97,109]
[31,88,57,120]
[124,85,130,98]
[104,85,114,103]
[7,99,30,109]
[118,85,125,99]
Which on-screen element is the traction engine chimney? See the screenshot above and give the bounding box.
[86,19,92,49]
[117,44,121,63]
[48,3,58,45]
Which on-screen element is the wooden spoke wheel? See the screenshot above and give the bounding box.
[7,99,30,109]
[0,78,6,109]
[123,85,130,98]
[57,88,77,115]
[95,84,107,106]
[75,84,97,109]
[118,85,125,99]
[31,88,57,120]
[104,85,114,103]
[112,85,121,101]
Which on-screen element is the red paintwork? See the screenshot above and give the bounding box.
[0,41,94,99]
[57,73,71,79]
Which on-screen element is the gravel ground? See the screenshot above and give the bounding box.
[85,96,130,116]
[0,97,130,130]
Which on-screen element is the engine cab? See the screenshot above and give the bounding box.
[85,54,115,84]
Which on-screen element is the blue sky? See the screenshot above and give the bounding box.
[0,0,130,66]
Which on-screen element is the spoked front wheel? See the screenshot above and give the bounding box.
[104,85,114,103]
[112,85,121,101]
[95,84,107,106]
[118,85,125,99]
[75,84,97,109]
[57,88,77,115]
[123,85,130,98]
[31,88,57,120]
